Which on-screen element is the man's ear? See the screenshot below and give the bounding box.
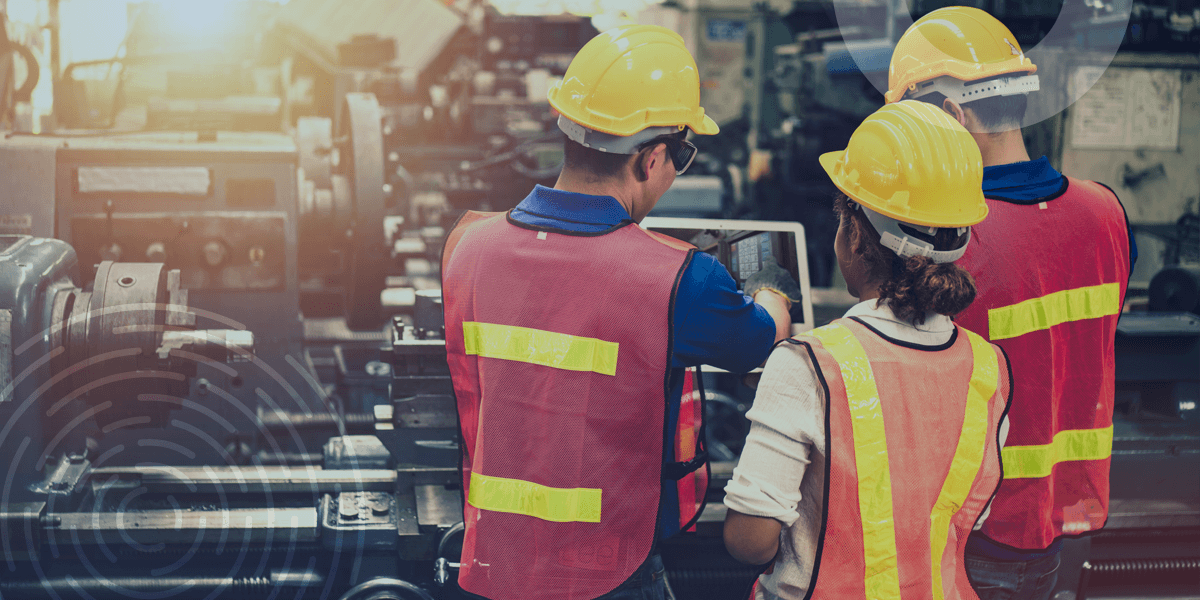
[942,98,969,128]
[632,144,661,183]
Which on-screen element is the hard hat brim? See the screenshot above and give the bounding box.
[885,56,1038,104]
[819,150,989,229]
[693,114,720,136]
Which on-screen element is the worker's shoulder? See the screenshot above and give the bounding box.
[1064,176,1122,203]
[630,225,696,252]
[452,210,505,232]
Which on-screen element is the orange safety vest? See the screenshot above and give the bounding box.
[771,318,1009,600]
[955,177,1131,550]
[442,211,706,600]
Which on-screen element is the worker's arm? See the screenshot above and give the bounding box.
[723,342,823,564]
[754,289,791,343]
[725,510,782,565]
[671,253,778,372]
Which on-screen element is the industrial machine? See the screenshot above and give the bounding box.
[0,0,1197,598]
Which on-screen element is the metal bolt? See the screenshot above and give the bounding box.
[248,246,266,266]
[196,378,210,396]
[369,497,389,516]
[365,361,391,377]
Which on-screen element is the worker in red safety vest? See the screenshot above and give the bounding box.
[441,25,801,600]
[886,8,1134,599]
[723,100,1013,600]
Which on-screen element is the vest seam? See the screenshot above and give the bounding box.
[1092,179,1134,313]
[442,209,482,600]
[847,316,959,352]
[654,247,696,553]
[971,344,1016,536]
[779,338,834,600]
[442,209,488,527]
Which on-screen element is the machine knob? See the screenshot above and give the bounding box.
[202,241,227,267]
[145,242,167,262]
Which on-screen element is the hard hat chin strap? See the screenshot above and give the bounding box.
[856,203,970,264]
[908,74,1040,104]
[558,115,683,155]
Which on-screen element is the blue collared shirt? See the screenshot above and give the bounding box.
[511,185,778,537]
[982,157,1137,269]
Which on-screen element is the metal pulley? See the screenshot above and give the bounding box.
[337,93,388,330]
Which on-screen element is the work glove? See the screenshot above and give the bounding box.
[744,261,803,308]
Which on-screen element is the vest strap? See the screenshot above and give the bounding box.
[809,322,903,600]
[663,451,708,481]
[987,282,1121,341]
[1002,425,1114,479]
[462,321,620,376]
[928,329,999,599]
[467,472,603,523]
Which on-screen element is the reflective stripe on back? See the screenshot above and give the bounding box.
[462,321,620,376]
[809,322,902,600]
[468,472,602,523]
[987,282,1121,340]
[1002,425,1114,479]
[929,329,999,599]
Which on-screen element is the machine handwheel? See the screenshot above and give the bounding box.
[338,93,387,330]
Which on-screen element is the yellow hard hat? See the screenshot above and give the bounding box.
[886,6,1037,104]
[819,100,987,229]
[548,25,719,139]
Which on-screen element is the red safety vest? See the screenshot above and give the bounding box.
[442,211,705,600]
[955,177,1131,550]
[778,318,1008,600]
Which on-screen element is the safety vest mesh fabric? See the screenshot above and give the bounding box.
[442,211,694,600]
[798,319,1008,600]
[955,178,1131,550]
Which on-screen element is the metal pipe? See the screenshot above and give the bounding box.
[0,569,324,598]
[259,411,375,431]
[48,0,61,129]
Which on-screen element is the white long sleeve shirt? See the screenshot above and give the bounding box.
[723,300,1008,600]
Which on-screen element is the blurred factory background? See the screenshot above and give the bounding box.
[0,0,1196,599]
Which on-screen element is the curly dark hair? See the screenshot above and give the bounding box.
[833,194,977,325]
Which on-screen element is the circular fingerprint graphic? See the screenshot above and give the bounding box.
[829,0,1134,127]
[0,298,382,600]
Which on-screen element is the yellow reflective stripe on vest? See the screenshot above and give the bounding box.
[462,321,619,376]
[988,283,1121,341]
[929,330,999,600]
[468,472,602,523]
[809,323,902,600]
[1002,425,1114,479]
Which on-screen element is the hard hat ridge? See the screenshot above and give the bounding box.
[886,6,1038,104]
[549,25,719,140]
[819,101,988,239]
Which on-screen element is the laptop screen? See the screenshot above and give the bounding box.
[640,217,814,334]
